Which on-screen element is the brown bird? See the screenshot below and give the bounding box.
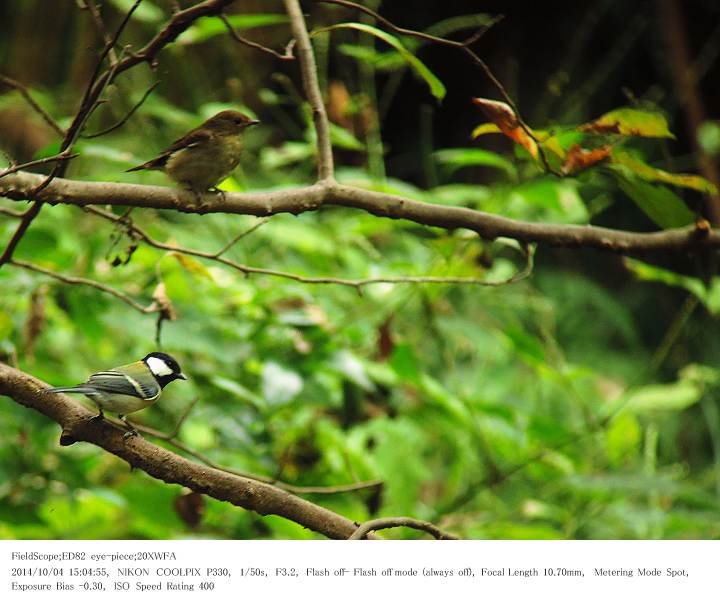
[127,110,259,192]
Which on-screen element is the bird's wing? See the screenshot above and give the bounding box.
[84,361,160,399]
[126,129,213,172]
[163,128,213,156]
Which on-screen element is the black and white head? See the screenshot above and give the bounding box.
[143,352,187,388]
[205,110,260,135]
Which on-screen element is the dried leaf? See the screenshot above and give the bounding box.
[145,282,178,321]
[377,315,394,361]
[170,251,215,282]
[561,144,612,175]
[23,285,48,360]
[174,491,205,529]
[471,98,538,160]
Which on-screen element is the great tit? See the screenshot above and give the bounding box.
[46,352,186,437]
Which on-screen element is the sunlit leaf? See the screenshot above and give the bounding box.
[578,107,674,138]
[179,14,289,45]
[612,151,718,195]
[434,148,517,179]
[106,0,163,24]
[625,381,702,413]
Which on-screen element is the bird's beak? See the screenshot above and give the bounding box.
[178,372,188,380]
[247,119,260,127]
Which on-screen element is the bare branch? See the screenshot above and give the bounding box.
[349,516,458,540]
[219,14,295,61]
[81,0,120,65]
[2,172,719,255]
[0,363,376,539]
[284,0,335,181]
[0,75,65,137]
[658,0,720,223]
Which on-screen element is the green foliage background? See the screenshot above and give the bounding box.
[1,0,720,539]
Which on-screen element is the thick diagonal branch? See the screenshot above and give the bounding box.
[0,363,367,540]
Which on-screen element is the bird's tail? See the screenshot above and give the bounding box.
[47,386,96,394]
[126,157,167,173]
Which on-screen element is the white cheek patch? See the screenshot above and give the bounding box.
[146,356,174,377]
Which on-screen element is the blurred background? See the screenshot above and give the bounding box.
[1,0,720,538]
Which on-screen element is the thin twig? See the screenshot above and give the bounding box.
[10,259,152,314]
[213,217,270,256]
[86,205,534,288]
[0,151,78,180]
[82,81,160,139]
[0,206,24,218]
[349,516,458,540]
[219,14,295,61]
[0,75,65,137]
[284,0,335,181]
[81,0,120,65]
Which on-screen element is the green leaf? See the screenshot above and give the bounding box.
[471,123,502,138]
[612,167,694,228]
[314,23,446,100]
[179,14,289,45]
[261,361,303,405]
[625,258,720,314]
[210,376,265,409]
[698,121,720,156]
[625,381,702,413]
[612,151,717,195]
[329,123,365,151]
[434,148,517,179]
[336,44,406,71]
[579,107,675,138]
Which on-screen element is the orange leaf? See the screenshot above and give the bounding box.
[472,97,538,160]
[561,144,612,175]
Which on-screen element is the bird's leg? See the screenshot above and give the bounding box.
[208,186,226,204]
[119,415,139,439]
[91,407,105,422]
[184,187,213,212]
